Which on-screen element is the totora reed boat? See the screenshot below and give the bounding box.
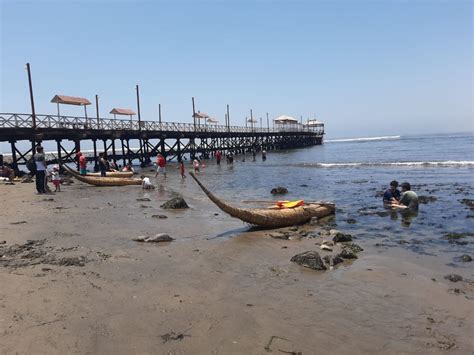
[63,165,142,186]
[189,172,335,228]
[86,171,134,178]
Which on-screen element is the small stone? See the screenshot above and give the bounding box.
[160,197,189,209]
[291,251,327,270]
[320,244,332,251]
[332,232,352,243]
[444,274,463,282]
[136,198,151,202]
[145,234,174,243]
[152,215,168,219]
[459,254,472,262]
[270,186,288,195]
[338,248,358,259]
[345,243,364,253]
[269,233,289,240]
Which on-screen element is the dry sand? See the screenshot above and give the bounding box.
[0,176,473,354]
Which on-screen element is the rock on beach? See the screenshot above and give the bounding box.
[160,197,189,209]
[291,251,327,270]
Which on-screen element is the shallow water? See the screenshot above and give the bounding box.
[179,133,474,264]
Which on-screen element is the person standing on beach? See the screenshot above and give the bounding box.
[77,152,87,175]
[34,146,47,194]
[262,150,267,161]
[383,180,400,204]
[215,151,222,165]
[98,153,107,177]
[193,159,200,173]
[51,165,61,192]
[155,154,167,178]
[179,160,186,179]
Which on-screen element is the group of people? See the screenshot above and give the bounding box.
[383,180,419,210]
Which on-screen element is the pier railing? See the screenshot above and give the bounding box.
[0,113,324,135]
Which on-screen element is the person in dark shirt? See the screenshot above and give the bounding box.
[383,180,400,204]
[98,153,107,177]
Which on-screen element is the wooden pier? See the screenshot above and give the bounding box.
[0,113,324,171]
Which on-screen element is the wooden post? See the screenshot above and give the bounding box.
[266,112,269,133]
[95,95,100,128]
[93,139,98,171]
[10,141,18,172]
[226,104,230,132]
[159,104,162,124]
[111,139,117,163]
[121,139,126,166]
[192,97,196,131]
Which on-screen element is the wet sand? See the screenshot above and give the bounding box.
[1,175,473,354]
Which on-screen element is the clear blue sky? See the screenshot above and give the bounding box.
[1,0,472,138]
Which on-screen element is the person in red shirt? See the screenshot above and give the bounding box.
[77,152,87,175]
[155,154,167,178]
[215,151,222,165]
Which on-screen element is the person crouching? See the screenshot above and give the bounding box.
[142,176,155,190]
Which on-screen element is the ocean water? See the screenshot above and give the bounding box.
[194,132,474,260]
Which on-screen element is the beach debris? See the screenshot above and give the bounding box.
[332,231,352,243]
[133,233,174,243]
[264,335,288,352]
[136,197,151,202]
[151,214,168,219]
[418,195,437,204]
[10,220,28,225]
[160,197,189,209]
[160,330,190,343]
[291,251,327,270]
[320,244,333,251]
[270,186,288,195]
[444,274,463,283]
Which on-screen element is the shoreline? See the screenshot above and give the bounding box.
[1,173,473,354]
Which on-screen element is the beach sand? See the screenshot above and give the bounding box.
[0,176,473,354]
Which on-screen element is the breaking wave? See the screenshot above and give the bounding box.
[298,161,474,168]
[325,135,401,143]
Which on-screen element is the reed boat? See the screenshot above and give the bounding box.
[86,171,134,178]
[189,172,335,228]
[63,165,142,186]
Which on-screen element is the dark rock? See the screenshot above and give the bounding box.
[160,197,189,209]
[0,241,6,245]
[299,184,308,187]
[332,232,352,243]
[270,186,288,195]
[346,218,357,224]
[460,199,474,209]
[136,198,151,202]
[459,254,472,262]
[418,195,437,204]
[291,251,327,270]
[444,274,463,282]
[338,248,358,259]
[345,243,364,253]
[323,255,344,267]
[152,215,168,219]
